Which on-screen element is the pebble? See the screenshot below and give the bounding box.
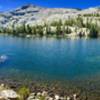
[42,91,48,96]
[27,93,35,100]
[55,94,60,100]
[67,96,70,100]
[47,97,53,100]
[73,94,77,100]
[37,92,41,96]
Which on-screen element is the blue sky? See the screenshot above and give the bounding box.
[0,0,100,11]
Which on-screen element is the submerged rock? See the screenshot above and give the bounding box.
[0,55,8,63]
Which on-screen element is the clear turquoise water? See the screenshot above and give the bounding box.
[0,35,100,84]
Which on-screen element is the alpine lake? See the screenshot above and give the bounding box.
[0,34,100,98]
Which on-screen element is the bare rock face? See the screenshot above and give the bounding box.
[0,4,100,28]
[0,4,79,27]
[0,89,20,100]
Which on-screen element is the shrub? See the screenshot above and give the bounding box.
[64,19,75,26]
[18,86,30,100]
[51,20,62,26]
[75,16,85,28]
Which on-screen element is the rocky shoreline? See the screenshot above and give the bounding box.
[0,76,100,100]
[0,78,99,100]
[0,83,86,100]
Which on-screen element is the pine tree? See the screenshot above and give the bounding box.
[88,24,99,38]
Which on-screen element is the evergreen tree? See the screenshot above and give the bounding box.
[36,25,44,36]
[88,24,99,38]
[45,24,51,35]
[26,24,32,34]
[65,26,72,34]
[31,26,37,35]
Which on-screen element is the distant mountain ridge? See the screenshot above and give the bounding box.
[0,4,100,28]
